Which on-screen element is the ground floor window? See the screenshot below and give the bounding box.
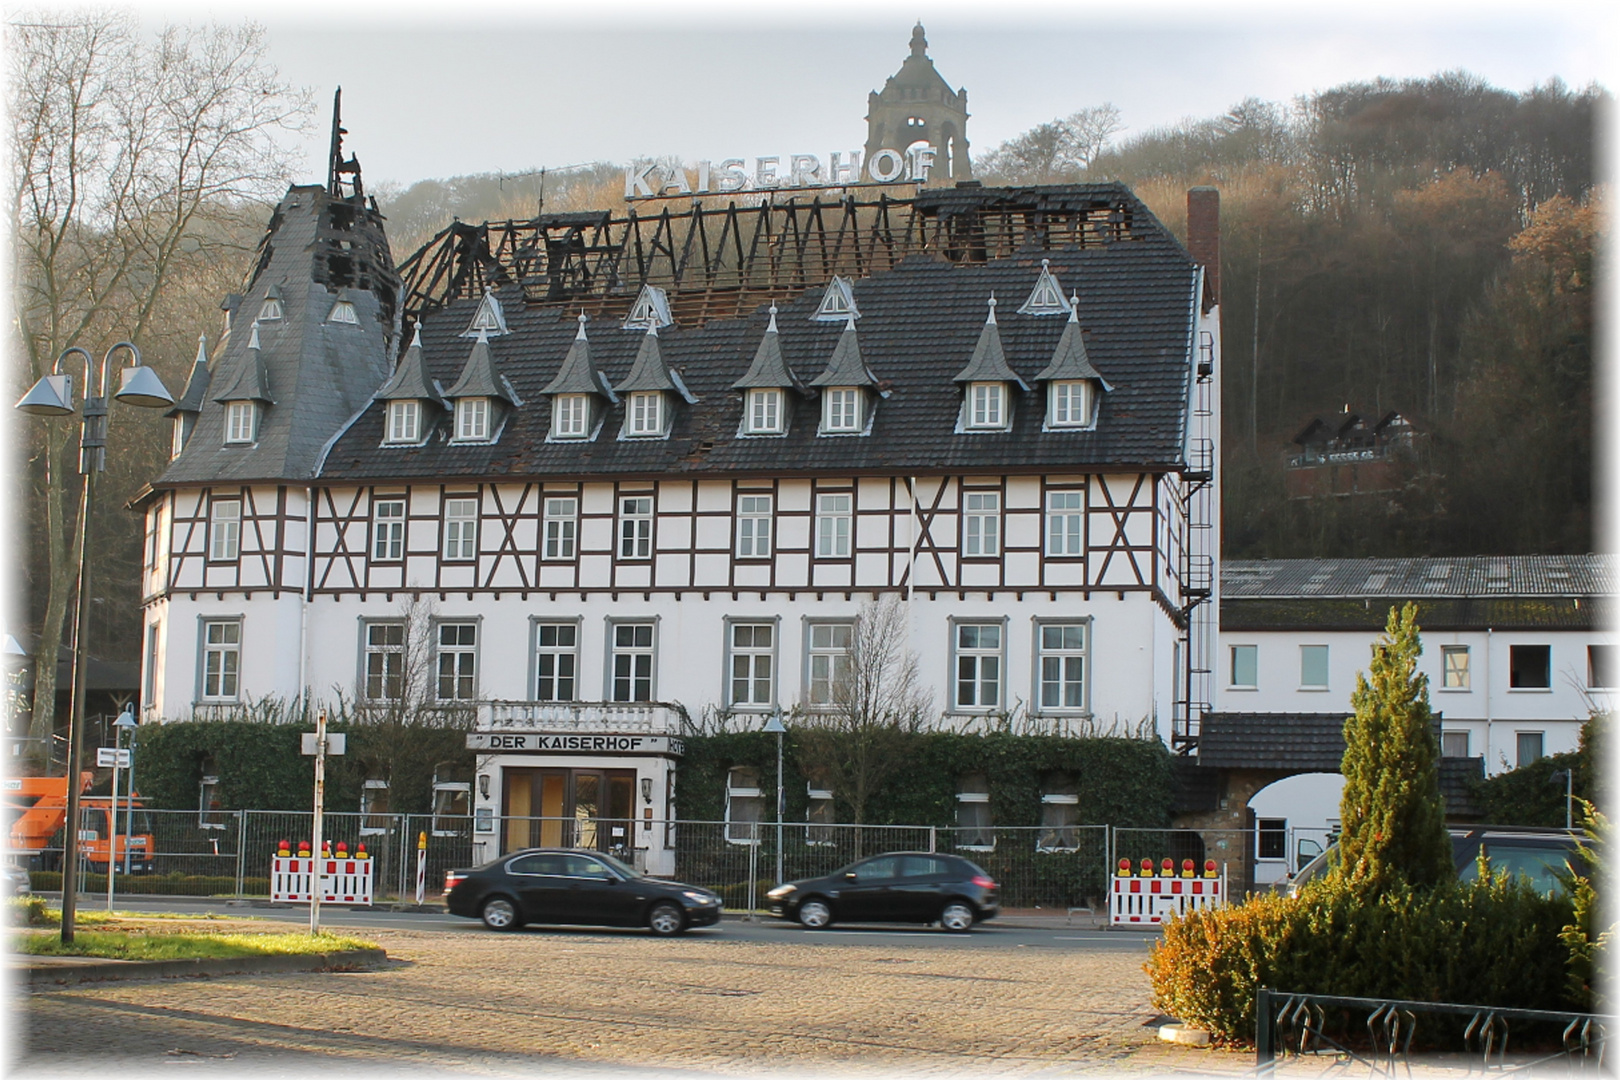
[955,773,993,849]
[1257,818,1286,861]
[726,766,764,844]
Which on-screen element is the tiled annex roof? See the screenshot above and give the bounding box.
[318,185,1201,482]
[1222,556,1613,632]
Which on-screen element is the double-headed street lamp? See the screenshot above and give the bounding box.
[17,343,174,943]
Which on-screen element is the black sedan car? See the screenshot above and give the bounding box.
[444,849,723,935]
[766,852,999,932]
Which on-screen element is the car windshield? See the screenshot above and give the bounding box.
[1457,840,1580,896]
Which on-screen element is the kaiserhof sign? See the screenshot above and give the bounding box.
[625,145,937,200]
[467,731,685,757]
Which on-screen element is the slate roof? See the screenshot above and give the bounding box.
[165,336,213,417]
[1197,712,1354,772]
[951,299,1029,389]
[732,307,808,392]
[212,324,274,403]
[1033,301,1112,389]
[318,184,1200,483]
[614,327,698,402]
[375,327,444,405]
[445,333,517,404]
[1438,756,1485,821]
[539,315,617,399]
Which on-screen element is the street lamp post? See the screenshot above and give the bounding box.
[120,709,139,876]
[16,344,173,943]
[762,711,786,887]
[1550,769,1574,830]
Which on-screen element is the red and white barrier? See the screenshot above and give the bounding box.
[1110,858,1226,926]
[271,843,374,905]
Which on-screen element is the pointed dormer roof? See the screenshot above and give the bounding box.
[445,330,517,404]
[166,334,214,418]
[809,316,877,388]
[1033,294,1113,390]
[376,324,445,406]
[1018,260,1070,316]
[541,313,619,401]
[811,276,860,322]
[732,306,807,392]
[614,326,699,402]
[460,289,510,338]
[212,322,274,403]
[952,296,1030,390]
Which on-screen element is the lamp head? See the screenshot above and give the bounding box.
[114,364,176,409]
[16,373,75,416]
[762,714,787,734]
[115,706,137,729]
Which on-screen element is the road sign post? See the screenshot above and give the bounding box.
[300,712,345,935]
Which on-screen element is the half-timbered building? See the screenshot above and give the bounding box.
[135,140,1222,871]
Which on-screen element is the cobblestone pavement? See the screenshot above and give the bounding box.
[13,918,1253,1077]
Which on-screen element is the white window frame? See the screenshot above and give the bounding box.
[532,620,580,702]
[725,619,777,710]
[967,382,1008,430]
[385,400,421,445]
[736,494,773,559]
[208,498,241,562]
[805,620,854,709]
[806,785,836,846]
[626,390,665,436]
[618,495,653,560]
[1045,489,1084,557]
[725,766,765,845]
[443,498,478,561]
[171,416,186,459]
[955,774,994,851]
[745,388,784,434]
[360,778,391,835]
[1034,620,1088,713]
[454,397,490,443]
[224,401,258,445]
[1440,645,1471,690]
[198,774,225,829]
[258,297,283,321]
[435,621,478,702]
[1299,645,1330,690]
[199,618,241,703]
[1048,380,1095,428]
[962,490,1001,557]
[1229,644,1258,689]
[363,620,405,701]
[821,387,862,433]
[1515,730,1545,767]
[815,492,852,558]
[543,497,578,560]
[328,299,359,324]
[552,394,589,439]
[1441,730,1471,758]
[608,619,656,702]
[372,498,406,562]
[1037,775,1080,853]
[952,620,1005,712]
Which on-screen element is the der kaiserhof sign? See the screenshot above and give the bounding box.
[467,731,686,757]
[625,145,939,200]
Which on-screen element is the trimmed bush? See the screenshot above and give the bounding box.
[1146,872,1576,1043]
[29,872,271,897]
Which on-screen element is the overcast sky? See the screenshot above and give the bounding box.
[123,0,1615,190]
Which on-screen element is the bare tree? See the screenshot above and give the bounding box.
[977,104,1124,184]
[793,595,933,825]
[9,12,308,767]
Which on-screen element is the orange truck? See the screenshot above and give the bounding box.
[3,773,157,873]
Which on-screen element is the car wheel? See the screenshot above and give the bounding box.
[939,900,975,933]
[798,898,833,929]
[481,895,522,931]
[648,901,686,936]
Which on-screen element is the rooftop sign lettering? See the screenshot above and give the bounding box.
[624,146,937,201]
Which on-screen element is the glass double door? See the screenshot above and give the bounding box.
[502,767,636,857]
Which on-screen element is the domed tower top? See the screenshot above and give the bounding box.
[865,22,972,184]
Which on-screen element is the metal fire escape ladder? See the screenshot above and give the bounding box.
[1174,329,1217,753]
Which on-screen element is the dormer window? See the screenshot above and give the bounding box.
[258,296,283,321]
[454,397,490,442]
[385,400,421,444]
[171,417,187,459]
[745,388,783,434]
[627,391,664,436]
[224,401,258,444]
[553,394,590,439]
[822,387,863,433]
[1049,381,1096,428]
[967,382,1008,430]
[328,299,358,324]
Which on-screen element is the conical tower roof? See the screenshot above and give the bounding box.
[1034,295,1113,390]
[541,313,618,400]
[809,317,877,388]
[732,306,806,391]
[166,335,213,418]
[952,296,1029,389]
[614,326,698,403]
[445,331,517,404]
[376,325,445,405]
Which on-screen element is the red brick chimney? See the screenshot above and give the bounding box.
[1186,186,1220,312]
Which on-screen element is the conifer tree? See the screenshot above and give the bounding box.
[1336,603,1454,894]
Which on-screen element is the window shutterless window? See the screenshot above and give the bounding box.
[725,767,764,844]
[552,394,589,439]
[543,497,578,560]
[1230,644,1257,688]
[1516,731,1544,767]
[372,499,406,561]
[728,622,774,708]
[962,491,1000,556]
[436,622,477,701]
[1037,774,1079,851]
[258,297,283,321]
[1588,645,1614,689]
[1048,380,1094,427]
[815,492,851,557]
[618,496,652,559]
[171,417,186,459]
[364,622,405,700]
[1441,645,1470,689]
[225,401,257,444]
[954,623,1003,710]
[1509,644,1551,689]
[956,774,993,849]
[1037,623,1086,710]
[385,400,420,444]
[1300,645,1329,689]
[1257,818,1286,860]
[533,622,578,701]
[611,622,655,702]
[454,397,489,442]
[736,495,773,558]
[198,775,224,829]
[968,382,1005,429]
[208,499,241,561]
[745,388,783,434]
[328,300,358,324]
[822,387,861,433]
[1441,731,1471,758]
[627,391,664,436]
[1045,490,1083,556]
[443,498,477,560]
[806,622,853,706]
[200,620,240,701]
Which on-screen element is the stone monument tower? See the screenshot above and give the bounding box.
[865,23,972,185]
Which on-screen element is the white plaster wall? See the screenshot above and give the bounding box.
[1248,772,1344,885]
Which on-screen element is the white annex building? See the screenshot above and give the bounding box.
[133,122,1224,871]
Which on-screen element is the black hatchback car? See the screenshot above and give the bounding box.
[766,852,999,931]
[444,849,723,935]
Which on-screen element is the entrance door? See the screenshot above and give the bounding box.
[502,770,568,854]
[502,767,639,856]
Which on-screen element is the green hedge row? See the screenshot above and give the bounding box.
[28,871,271,897]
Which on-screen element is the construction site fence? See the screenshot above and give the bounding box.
[18,810,1282,912]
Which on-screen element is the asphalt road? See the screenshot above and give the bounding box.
[86,895,1158,951]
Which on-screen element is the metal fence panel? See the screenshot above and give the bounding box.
[936,825,1111,910]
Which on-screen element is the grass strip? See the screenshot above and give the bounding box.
[15,929,374,961]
